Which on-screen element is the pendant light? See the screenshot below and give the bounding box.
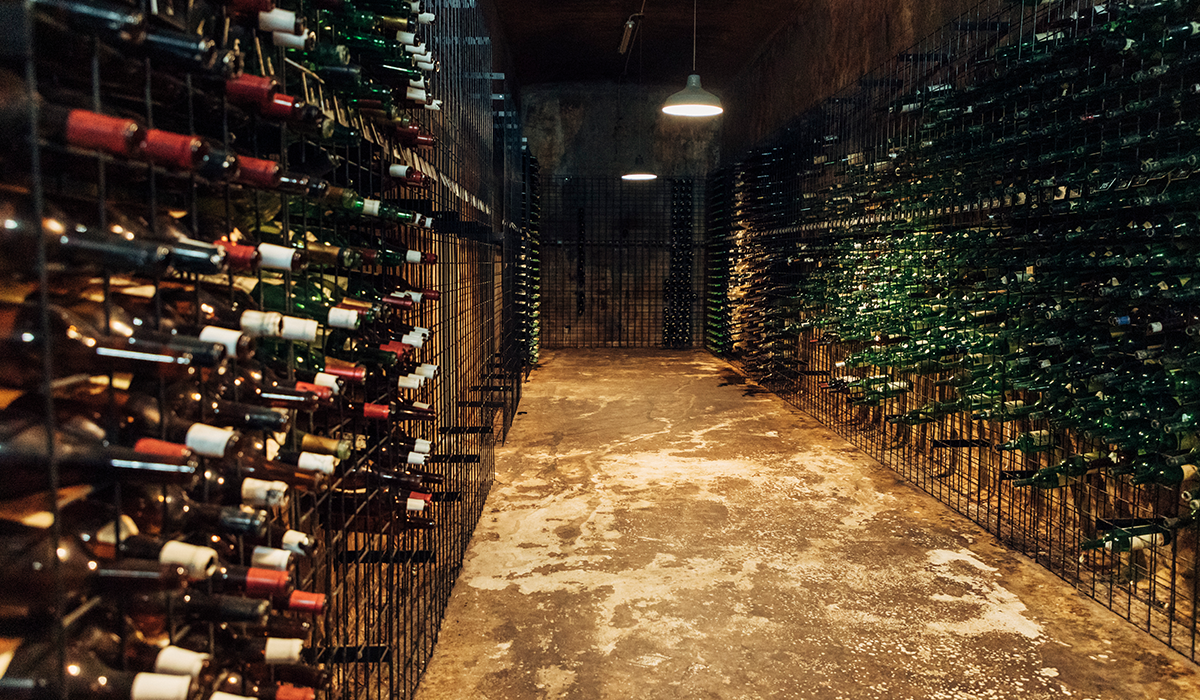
[618,4,657,182]
[661,0,723,117]
[622,155,658,181]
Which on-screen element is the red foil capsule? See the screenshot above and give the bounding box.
[321,363,366,382]
[363,403,391,421]
[214,241,262,270]
[132,438,194,462]
[64,109,142,157]
[275,686,316,700]
[138,129,205,170]
[243,567,293,597]
[293,381,333,399]
[285,590,325,614]
[225,73,278,107]
[378,342,413,356]
[260,93,301,121]
[418,289,440,301]
[380,296,415,310]
[235,155,283,189]
[402,133,436,148]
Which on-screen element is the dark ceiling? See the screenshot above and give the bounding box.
[491,1,798,93]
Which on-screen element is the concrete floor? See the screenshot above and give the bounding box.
[415,349,1200,700]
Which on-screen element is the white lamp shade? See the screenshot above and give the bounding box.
[662,74,723,117]
[621,155,658,181]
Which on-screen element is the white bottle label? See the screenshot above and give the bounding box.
[242,478,289,508]
[185,424,235,458]
[1028,430,1052,446]
[1109,533,1168,552]
[93,515,139,546]
[296,451,338,475]
[239,310,284,337]
[258,243,299,271]
[327,307,360,330]
[257,7,297,32]
[251,545,293,571]
[129,672,195,700]
[272,30,308,49]
[263,637,305,664]
[314,371,341,395]
[154,646,210,678]
[280,315,320,342]
[158,540,218,580]
[282,529,313,555]
[198,326,246,356]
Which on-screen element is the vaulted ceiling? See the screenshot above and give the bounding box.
[491,0,800,92]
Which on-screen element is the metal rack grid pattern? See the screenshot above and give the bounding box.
[707,0,1200,663]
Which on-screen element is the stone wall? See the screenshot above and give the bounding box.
[720,0,983,161]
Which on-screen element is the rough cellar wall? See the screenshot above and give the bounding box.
[521,83,720,180]
[722,0,983,161]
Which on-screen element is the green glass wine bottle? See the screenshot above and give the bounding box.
[995,429,1055,454]
[254,279,363,331]
[1011,452,1114,488]
[1081,516,1194,552]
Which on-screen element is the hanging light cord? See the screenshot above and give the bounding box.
[692,0,697,72]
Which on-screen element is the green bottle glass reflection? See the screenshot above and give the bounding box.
[1011,452,1114,488]
[995,429,1055,453]
[255,280,363,331]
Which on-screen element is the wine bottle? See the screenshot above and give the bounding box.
[1081,516,1193,552]
[0,199,179,278]
[0,421,201,500]
[0,301,226,388]
[0,521,187,616]
[994,430,1056,453]
[71,622,212,679]
[1010,452,1114,488]
[0,643,195,700]
[118,484,270,539]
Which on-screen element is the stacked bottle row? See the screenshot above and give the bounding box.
[663,181,695,349]
[704,171,733,355]
[711,0,1200,661]
[516,149,540,365]
[0,0,509,697]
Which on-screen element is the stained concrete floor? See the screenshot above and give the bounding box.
[415,349,1200,700]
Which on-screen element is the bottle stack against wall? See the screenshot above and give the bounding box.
[0,0,519,698]
[711,0,1200,661]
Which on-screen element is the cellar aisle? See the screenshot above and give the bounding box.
[414,349,1200,700]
